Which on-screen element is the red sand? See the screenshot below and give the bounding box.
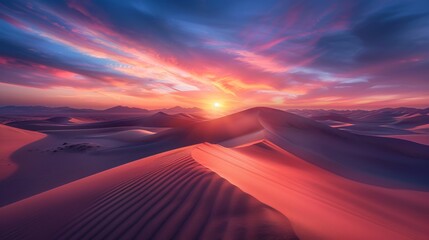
[1,107,429,239]
[192,141,429,240]
[0,146,298,240]
[0,125,45,181]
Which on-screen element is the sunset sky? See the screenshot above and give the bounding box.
[0,0,428,111]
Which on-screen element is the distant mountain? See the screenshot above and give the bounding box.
[0,106,95,115]
[156,106,203,114]
[0,105,202,116]
[102,106,149,113]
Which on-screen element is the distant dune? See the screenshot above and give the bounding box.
[291,107,429,137]
[385,134,429,146]
[6,112,201,131]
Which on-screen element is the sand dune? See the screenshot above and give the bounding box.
[384,134,429,146]
[2,107,429,239]
[192,141,429,240]
[256,109,429,191]
[0,125,45,181]
[291,108,429,137]
[7,112,201,131]
[6,117,74,130]
[87,129,155,142]
[114,107,429,190]
[411,123,429,132]
[0,147,298,240]
[1,112,196,206]
[311,113,353,123]
[339,124,415,135]
[0,127,153,206]
[75,112,201,129]
[393,114,429,129]
[68,117,94,124]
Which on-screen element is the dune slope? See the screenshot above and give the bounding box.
[192,141,429,240]
[0,146,298,240]
[0,125,45,181]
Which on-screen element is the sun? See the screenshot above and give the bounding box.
[209,101,226,113]
[213,102,221,108]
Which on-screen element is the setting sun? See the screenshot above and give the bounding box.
[213,102,221,108]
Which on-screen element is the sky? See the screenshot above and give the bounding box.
[0,0,428,111]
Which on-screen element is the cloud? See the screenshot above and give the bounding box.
[0,0,428,109]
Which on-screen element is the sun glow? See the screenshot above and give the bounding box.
[213,102,221,108]
[205,100,228,116]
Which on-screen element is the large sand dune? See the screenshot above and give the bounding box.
[0,147,298,240]
[112,107,429,190]
[192,141,429,240]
